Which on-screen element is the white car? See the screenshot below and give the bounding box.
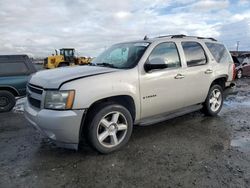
[24,35,235,153]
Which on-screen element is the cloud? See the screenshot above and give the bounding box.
[238,0,250,6]
[218,19,250,51]
[114,11,132,19]
[0,0,249,57]
[191,0,229,12]
[231,12,250,21]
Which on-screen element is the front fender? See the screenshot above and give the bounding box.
[60,68,141,120]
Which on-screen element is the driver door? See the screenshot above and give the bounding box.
[139,42,188,119]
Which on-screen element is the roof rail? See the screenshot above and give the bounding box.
[197,37,217,41]
[171,34,187,38]
[156,35,172,38]
[156,34,186,39]
[154,34,217,41]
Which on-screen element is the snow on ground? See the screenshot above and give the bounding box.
[13,97,26,113]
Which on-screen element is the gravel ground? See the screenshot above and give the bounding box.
[0,78,250,188]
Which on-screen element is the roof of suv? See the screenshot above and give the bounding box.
[124,34,219,44]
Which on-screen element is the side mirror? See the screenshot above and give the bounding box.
[144,58,168,72]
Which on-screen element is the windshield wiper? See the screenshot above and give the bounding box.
[96,62,117,68]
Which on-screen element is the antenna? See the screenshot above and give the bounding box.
[143,35,149,40]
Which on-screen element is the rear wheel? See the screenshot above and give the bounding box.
[202,84,223,116]
[0,90,16,112]
[237,69,243,79]
[86,103,133,154]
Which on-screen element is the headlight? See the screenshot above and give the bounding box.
[44,90,75,110]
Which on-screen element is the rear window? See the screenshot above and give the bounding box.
[205,42,231,64]
[182,42,207,67]
[0,62,29,76]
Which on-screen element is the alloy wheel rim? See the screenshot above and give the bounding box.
[209,89,222,112]
[97,111,128,148]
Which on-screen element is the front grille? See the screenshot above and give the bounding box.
[28,96,41,108]
[27,84,43,109]
[28,84,43,94]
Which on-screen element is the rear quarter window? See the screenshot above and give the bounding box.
[0,62,29,76]
[205,42,231,64]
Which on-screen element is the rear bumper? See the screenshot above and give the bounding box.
[24,101,85,150]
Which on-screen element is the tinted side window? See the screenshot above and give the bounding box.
[148,42,181,68]
[182,42,206,66]
[205,42,231,64]
[0,62,29,76]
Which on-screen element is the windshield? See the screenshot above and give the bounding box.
[92,42,150,69]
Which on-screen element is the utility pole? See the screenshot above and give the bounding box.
[236,41,240,51]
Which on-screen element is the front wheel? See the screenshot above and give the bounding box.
[202,84,223,116]
[0,90,16,112]
[87,104,133,154]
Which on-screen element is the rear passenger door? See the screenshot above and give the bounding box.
[179,41,213,105]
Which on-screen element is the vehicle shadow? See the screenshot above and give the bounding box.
[34,110,230,157]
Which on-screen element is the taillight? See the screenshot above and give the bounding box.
[232,63,236,80]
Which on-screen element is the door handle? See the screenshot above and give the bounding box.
[205,69,213,74]
[174,74,185,79]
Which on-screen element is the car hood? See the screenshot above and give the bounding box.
[29,65,117,89]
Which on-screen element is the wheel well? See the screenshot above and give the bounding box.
[87,95,136,121]
[211,77,227,90]
[78,95,136,145]
[0,87,19,96]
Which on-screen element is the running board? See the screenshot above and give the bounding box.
[137,104,203,126]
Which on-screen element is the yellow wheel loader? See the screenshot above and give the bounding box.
[44,48,92,69]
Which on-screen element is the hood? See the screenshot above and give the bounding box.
[29,65,117,89]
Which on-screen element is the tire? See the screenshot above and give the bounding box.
[86,103,133,154]
[236,69,243,79]
[58,62,69,67]
[202,84,223,116]
[0,90,16,112]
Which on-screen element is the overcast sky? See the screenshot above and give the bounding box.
[0,0,250,57]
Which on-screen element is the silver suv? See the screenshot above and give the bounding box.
[24,35,235,153]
